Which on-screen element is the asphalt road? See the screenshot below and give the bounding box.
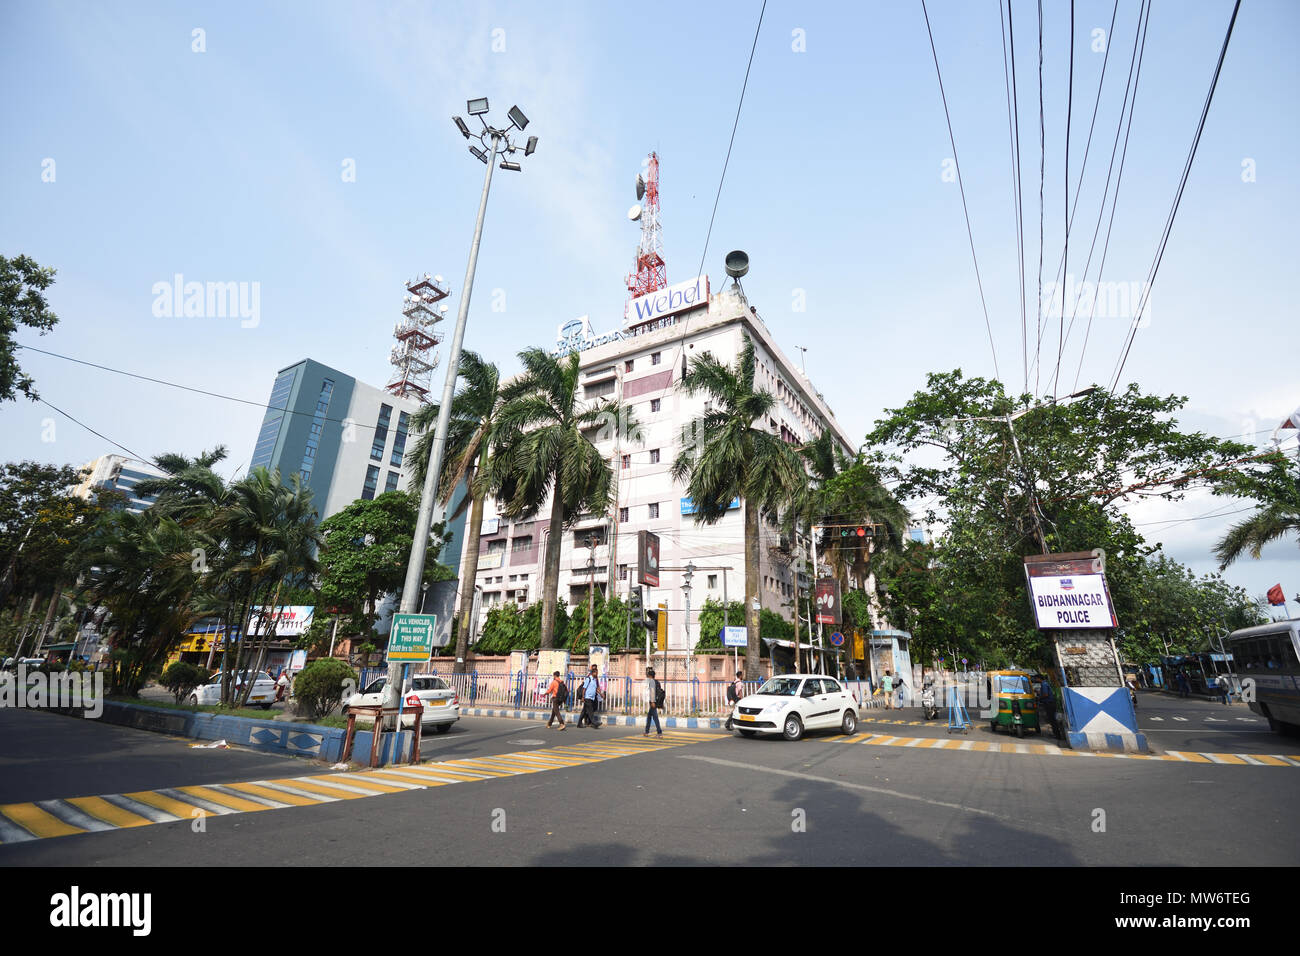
[3,702,1298,867]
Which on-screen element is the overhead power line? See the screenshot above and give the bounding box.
[1109,0,1243,392]
[920,0,1002,383]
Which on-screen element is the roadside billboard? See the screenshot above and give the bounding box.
[638,530,660,587]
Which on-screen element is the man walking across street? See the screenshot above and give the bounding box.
[546,670,568,730]
[881,670,894,710]
[644,666,663,736]
[725,670,744,730]
[578,665,602,729]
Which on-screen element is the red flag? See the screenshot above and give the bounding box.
[1267,583,1286,606]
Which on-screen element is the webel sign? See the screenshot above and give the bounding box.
[625,274,709,325]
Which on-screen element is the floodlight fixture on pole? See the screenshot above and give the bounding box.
[499,161,521,172]
[385,99,538,729]
[525,136,538,156]
[507,105,529,130]
[454,116,471,139]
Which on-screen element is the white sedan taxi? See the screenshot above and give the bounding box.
[190,671,278,708]
[731,674,859,741]
[344,674,459,734]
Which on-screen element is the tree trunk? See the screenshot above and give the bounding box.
[744,500,760,680]
[453,470,487,674]
[538,489,566,649]
[36,579,64,654]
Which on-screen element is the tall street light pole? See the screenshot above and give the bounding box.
[384,98,538,727]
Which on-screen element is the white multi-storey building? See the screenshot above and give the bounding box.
[470,279,856,652]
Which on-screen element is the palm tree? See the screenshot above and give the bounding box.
[482,349,637,649]
[1214,456,1300,569]
[215,467,321,705]
[671,334,805,678]
[408,351,503,672]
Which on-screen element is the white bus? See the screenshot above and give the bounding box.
[1226,618,1300,736]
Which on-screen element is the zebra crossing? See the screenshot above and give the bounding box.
[0,731,715,846]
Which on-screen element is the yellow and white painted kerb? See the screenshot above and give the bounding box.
[0,731,715,845]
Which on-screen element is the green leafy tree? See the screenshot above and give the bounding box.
[694,598,747,653]
[0,255,60,403]
[482,349,636,649]
[866,372,1255,666]
[671,335,805,678]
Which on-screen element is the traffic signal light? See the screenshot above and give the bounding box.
[629,587,646,628]
[644,606,658,634]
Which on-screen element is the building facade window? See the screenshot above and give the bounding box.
[649,449,660,464]
[390,410,410,467]
[619,507,629,523]
[361,465,380,500]
[650,398,661,412]
[384,470,400,493]
[512,536,534,552]
[583,379,615,400]
[621,454,630,470]
[487,539,506,554]
[708,574,718,589]
[251,369,297,471]
[619,564,629,581]
[648,503,659,519]
[370,403,393,461]
[651,351,662,365]
[298,378,335,482]
[625,360,634,372]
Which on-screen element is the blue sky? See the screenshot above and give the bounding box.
[2,0,1297,610]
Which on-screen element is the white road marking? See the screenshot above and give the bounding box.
[678,754,1001,819]
[1173,716,1189,722]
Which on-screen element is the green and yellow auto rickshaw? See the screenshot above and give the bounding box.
[987,670,1040,737]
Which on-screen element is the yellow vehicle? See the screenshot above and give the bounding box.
[987,670,1040,738]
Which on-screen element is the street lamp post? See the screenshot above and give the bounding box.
[384,98,537,728]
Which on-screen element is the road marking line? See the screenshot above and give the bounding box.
[0,815,39,844]
[203,784,291,809]
[0,803,86,839]
[326,774,423,793]
[99,793,184,822]
[247,781,341,803]
[33,800,114,833]
[270,778,371,800]
[175,786,276,814]
[65,796,156,829]
[903,738,925,748]
[125,790,227,819]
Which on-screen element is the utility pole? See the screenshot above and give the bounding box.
[587,536,596,641]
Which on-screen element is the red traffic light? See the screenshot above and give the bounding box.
[856,527,867,537]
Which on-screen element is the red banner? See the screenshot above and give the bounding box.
[1267,583,1286,606]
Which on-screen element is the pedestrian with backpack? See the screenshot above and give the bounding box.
[644,666,664,736]
[725,670,744,730]
[578,664,602,728]
[547,670,568,730]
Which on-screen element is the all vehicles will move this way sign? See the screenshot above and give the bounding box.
[387,613,437,663]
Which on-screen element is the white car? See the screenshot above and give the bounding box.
[190,670,278,708]
[731,674,859,741]
[343,674,460,734]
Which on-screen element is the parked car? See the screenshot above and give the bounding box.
[343,674,459,734]
[731,674,859,741]
[190,670,277,708]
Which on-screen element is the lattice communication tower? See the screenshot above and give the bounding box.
[626,152,667,301]
[386,272,450,401]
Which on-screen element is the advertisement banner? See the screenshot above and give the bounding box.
[814,578,841,625]
[625,274,709,325]
[248,606,314,638]
[638,530,660,587]
[478,552,504,570]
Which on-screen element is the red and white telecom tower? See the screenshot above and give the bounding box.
[625,151,667,308]
[386,272,450,401]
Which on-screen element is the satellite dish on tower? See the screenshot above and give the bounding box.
[636,174,645,200]
[725,250,749,279]
[628,204,643,222]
